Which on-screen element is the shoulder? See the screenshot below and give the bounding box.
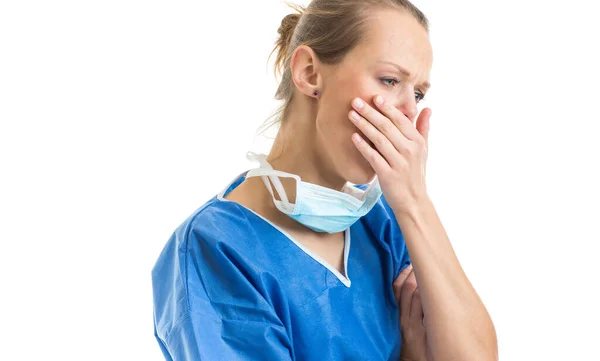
[152,196,269,286]
[151,198,279,339]
[151,199,293,359]
[163,197,259,256]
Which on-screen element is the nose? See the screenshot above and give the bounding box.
[393,88,419,122]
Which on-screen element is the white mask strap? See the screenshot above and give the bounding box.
[246,152,293,208]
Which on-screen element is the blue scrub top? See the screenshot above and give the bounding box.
[151,172,412,360]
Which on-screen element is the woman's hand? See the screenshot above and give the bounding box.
[393,265,432,361]
[349,96,431,212]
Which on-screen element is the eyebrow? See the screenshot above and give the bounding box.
[376,60,431,90]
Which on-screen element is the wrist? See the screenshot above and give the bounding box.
[391,194,432,218]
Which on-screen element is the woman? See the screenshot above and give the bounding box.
[152,0,498,360]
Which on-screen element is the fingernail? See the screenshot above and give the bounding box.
[375,95,384,105]
[353,98,364,109]
[350,110,360,121]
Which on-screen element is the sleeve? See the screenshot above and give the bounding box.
[152,212,294,361]
[380,195,412,279]
[354,183,412,280]
[161,311,292,361]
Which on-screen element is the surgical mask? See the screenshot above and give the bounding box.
[244,152,383,234]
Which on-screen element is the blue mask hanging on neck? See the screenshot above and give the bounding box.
[245,152,383,234]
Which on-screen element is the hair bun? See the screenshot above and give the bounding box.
[278,13,301,40]
[271,9,303,77]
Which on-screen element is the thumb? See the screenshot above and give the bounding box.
[393,264,413,303]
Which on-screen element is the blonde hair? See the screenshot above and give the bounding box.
[262,0,428,132]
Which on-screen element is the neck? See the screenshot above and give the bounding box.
[264,99,347,202]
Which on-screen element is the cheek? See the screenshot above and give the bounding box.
[319,72,383,149]
[316,99,377,183]
[329,78,376,122]
[317,104,354,148]
[319,77,381,145]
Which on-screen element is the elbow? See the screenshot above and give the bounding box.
[464,315,498,361]
[481,319,499,361]
[489,331,499,361]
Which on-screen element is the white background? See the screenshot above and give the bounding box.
[1,0,599,360]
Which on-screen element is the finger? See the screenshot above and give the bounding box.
[393,264,413,304]
[349,110,402,168]
[351,133,391,174]
[400,272,418,321]
[415,108,432,148]
[409,287,424,323]
[426,342,434,361]
[352,97,409,153]
[372,94,422,141]
[393,264,414,289]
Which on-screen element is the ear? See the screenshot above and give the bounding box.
[290,45,323,98]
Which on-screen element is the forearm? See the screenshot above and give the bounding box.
[395,197,498,361]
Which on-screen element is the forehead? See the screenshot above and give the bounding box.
[354,8,433,73]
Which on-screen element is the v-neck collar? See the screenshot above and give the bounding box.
[216,171,352,288]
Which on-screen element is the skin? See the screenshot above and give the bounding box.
[394,264,433,361]
[225,7,498,361]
